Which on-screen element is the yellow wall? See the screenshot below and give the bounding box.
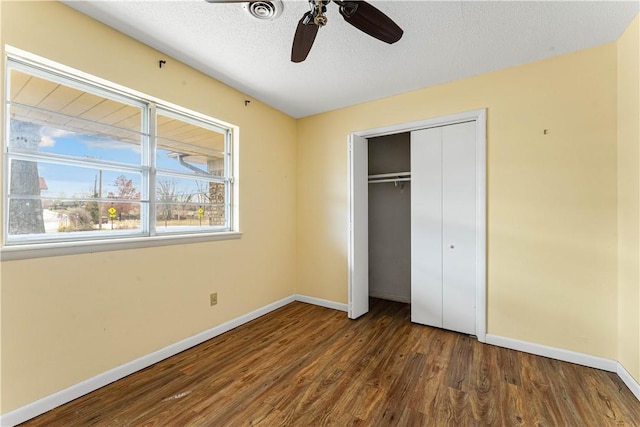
[1,0,638,417]
[0,1,297,413]
[297,44,619,359]
[618,15,640,382]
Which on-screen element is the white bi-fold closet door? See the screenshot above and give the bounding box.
[348,109,486,340]
[411,121,477,335]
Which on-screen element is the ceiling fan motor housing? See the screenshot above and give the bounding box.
[245,0,283,20]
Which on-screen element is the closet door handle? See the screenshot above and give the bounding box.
[449,245,455,249]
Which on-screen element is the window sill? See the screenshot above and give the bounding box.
[0,231,243,261]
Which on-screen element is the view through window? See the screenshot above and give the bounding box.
[4,57,233,246]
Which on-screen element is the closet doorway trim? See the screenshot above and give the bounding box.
[347,109,487,343]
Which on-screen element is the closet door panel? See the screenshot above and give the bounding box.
[442,121,476,334]
[410,127,443,327]
[349,135,369,319]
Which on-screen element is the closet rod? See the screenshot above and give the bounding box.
[368,171,411,179]
[368,178,412,184]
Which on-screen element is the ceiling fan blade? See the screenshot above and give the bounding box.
[339,1,403,44]
[291,12,319,63]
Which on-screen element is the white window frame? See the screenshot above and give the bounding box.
[1,48,240,261]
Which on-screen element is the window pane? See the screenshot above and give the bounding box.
[4,59,234,247]
[9,198,143,238]
[10,160,142,200]
[156,176,226,230]
[51,201,142,233]
[7,159,144,238]
[9,69,143,164]
[155,203,225,231]
[156,112,226,176]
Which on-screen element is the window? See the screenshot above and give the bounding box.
[3,54,235,252]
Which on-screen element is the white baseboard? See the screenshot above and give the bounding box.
[295,294,348,312]
[485,334,618,372]
[0,295,296,427]
[617,362,640,401]
[6,300,635,426]
[486,334,640,403]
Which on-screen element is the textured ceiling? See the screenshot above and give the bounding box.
[63,0,639,118]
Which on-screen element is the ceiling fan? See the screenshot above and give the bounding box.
[204,0,404,63]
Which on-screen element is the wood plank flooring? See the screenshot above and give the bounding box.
[20,299,640,426]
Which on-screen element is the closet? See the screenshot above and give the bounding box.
[349,113,484,337]
[368,133,411,303]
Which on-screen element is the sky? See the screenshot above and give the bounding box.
[36,129,140,198]
[29,125,221,201]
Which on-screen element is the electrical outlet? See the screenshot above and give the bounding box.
[210,292,218,306]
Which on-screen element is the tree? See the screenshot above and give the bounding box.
[8,120,45,235]
[85,174,100,225]
[86,198,100,225]
[157,179,177,226]
[109,175,140,219]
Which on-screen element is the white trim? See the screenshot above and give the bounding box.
[0,295,295,427]
[474,110,487,343]
[347,139,352,318]
[485,334,618,372]
[2,47,240,257]
[3,299,637,426]
[351,110,483,139]
[347,109,487,342]
[486,334,640,403]
[0,232,243,261]
[617,362,640,401]
[295,294,348,312]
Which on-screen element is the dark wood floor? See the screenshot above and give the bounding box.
[20,298,640,426]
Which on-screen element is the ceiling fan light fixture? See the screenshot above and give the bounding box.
[206,0,403,62]
[244,0,283,20]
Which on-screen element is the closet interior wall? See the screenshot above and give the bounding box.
[368,132,411,303]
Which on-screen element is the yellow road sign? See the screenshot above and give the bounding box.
[108,207,116,218]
